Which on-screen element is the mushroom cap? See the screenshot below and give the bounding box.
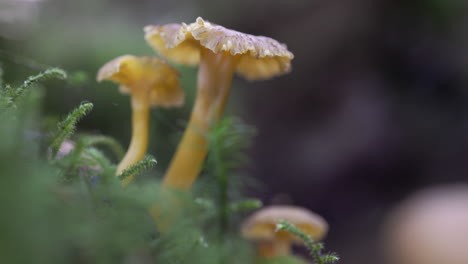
[144,17,294,81]
[241,206,328,243]
[383,185,468,264]
[97,55,184,107]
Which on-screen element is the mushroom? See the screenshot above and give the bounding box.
[241,206,328,258]
[145,17,294,190]
[383,185,468,264]
[97,55,183,185]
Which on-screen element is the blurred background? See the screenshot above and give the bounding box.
[1,0,468,263]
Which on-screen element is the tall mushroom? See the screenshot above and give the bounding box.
[241,206,328,258]
[145,17,294,190]
[97,55,183,185]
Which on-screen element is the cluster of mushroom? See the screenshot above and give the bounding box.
[97,17,330,263]
[97,17,293,189]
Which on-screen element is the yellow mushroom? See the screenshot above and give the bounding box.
[97,55,183,185]
[241,206,328,258]
[145,17,294,190]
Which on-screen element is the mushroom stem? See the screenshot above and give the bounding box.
[162,48,240,190]
[258,240,292,257]
[116,91,150,185]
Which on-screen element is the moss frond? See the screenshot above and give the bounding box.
[79,134,126,160]
[8,68,67,107]
[49,102,93,158]
[229,199,262,213]
[117,156,157,181]
[204,117,256,237]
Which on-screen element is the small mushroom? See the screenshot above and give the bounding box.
[97,55,183,185]
[241,206,328,258]
[145,17,294,190]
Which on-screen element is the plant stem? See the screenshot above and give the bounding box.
[162,48,239,190]
[116,91,150,185]
[210,129,229,239]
